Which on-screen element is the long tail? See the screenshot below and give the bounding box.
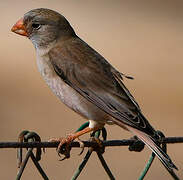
[123,125,179,179]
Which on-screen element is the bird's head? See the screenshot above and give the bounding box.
[11,8,76,48]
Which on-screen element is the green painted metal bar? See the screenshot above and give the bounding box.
[138,152,155,180]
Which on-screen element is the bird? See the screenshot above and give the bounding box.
[11,8,178,177]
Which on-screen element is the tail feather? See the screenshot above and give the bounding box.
[126,125,178,171]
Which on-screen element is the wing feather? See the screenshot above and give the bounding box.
[48,37,178,172]
[49,37,156,136]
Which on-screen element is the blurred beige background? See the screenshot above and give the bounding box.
[0,0,183,179]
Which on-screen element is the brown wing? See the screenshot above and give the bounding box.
[48,37,156,136]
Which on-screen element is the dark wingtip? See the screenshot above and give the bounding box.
[172,163,178,170]
[125,75,134,80]
[120,73,134,80]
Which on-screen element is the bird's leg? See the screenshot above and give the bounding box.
[50,126,100,160]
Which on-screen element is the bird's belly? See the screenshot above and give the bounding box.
[36,55,112,124]
[45,75,112,123]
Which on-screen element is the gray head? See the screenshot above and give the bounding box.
[12,8,76,48]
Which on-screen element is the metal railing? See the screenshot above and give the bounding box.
[0,122,182,180]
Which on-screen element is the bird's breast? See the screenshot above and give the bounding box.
[36,53,112,123]
[36,54,82,107]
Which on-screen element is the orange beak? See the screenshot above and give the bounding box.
[11,18,28,37]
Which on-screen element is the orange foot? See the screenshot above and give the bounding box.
[50,135,74,160]
[50,126,99,160]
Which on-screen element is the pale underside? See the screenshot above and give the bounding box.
[36,52,118,129]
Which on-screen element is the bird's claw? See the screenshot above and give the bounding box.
[89,137,104,154]
[49,135,74,160]
[50,135,87,159]
[77,138,85,155]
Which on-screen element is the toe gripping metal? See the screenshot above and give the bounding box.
[71,122,115,180]
[57,122,107,160]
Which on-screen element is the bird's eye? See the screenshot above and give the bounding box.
[32,23,41,30]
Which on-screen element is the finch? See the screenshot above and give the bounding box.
[11,8,178,176]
